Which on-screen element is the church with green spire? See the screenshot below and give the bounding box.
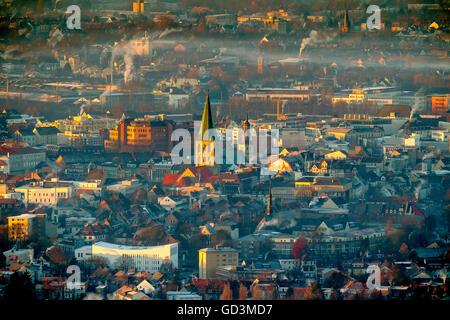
[195,91,215,166]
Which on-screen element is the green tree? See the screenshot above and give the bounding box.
[325,271,348,290]
[260,238,274,260]
[285,287,294,299]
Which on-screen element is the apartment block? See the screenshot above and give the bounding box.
[198,247,239,279]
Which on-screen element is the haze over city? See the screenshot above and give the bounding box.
[0,0,448,305]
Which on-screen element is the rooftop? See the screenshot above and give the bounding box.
[93,241,176,251]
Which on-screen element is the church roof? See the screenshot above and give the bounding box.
[199,91,214,141]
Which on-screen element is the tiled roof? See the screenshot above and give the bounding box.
[163,174,180,186]
[0,145,44,155]
[376,104,411,118]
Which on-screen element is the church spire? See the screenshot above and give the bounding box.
[342,8,350,32]
[242,106,250,133]
[196,90,215,166]
[199,90,214,141]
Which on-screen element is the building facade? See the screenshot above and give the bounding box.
[8,213,46,241]
[15,182,72,205]
[198,247,239,279]
[105,118,173,152]
[75,241,178,273]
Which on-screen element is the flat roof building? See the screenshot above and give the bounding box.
[198,247,239,279]
[75,241,178,273]
[8,213,46,241]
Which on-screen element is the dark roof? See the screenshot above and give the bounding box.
[376,104,411,118]
[16,128,35,136]
[415,247,446,259]
[0,145,45,155]
[34,127,60,135]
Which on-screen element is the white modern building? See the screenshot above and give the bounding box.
[15,183,72,205]
[3,247,34,265]
[75,241,178,272]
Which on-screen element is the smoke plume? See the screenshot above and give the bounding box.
[299,30,318,57]
[111,42,136,84]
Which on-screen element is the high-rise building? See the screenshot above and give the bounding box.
[8,213,46,241]
[198,247,239,279]
[428,94,449,114]
[105,118,173,152]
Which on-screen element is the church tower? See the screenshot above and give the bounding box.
[242,108,250,134]
[255,178,274,233]
[195,91,215,166]
[239,107,251,163]
[341,8,350,33]
[266,178,273,221]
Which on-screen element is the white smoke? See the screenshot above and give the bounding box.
[410,87,425,120]
[158,28,179,39]
[256,217,296,232]
[414,178,426,200]
[257,218,279,232]
[409,104,418,121]
[110,29,182,83]
[112,42,136,84]
[298,30,337,57]
[299,30,318,57]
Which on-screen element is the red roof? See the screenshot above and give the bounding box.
[0,145,43,155]
[42,277,66,290]
[209,175,218,184]
[176,176,193,187]
[7,175,25,183]
[411,204,424,217]
[76,189,95,197]
[163,174,181,186]
[189,166,214,183]
[219,173,240,184]
[86,168,105,181]
[292,287,307,299]
[0,198,18,204]
[99,200,111,212]
[77,222,108,237]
